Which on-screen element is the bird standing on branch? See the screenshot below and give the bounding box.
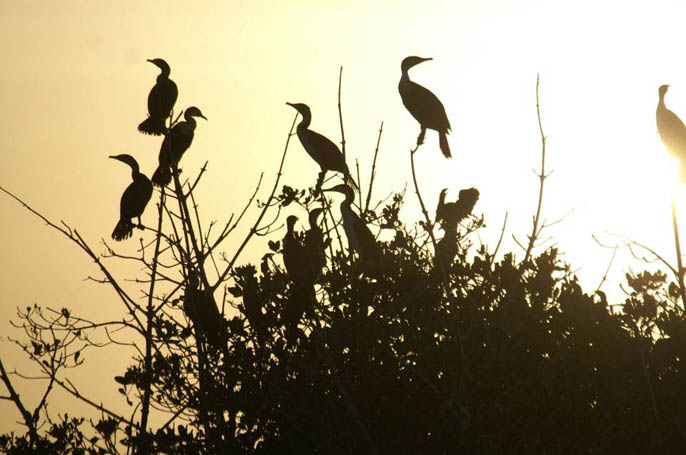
[110,154,153,241]
[152,107,207,187]
[324,184,381,270]
[138,58,178,136]
[283,216,317,326]
[434,188,479,271]
[436,188,479,230]
[286,102,358,191]
[657,84,686,181]
[399,56,452,158]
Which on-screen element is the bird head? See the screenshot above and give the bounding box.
[184,106,208,121]
[147,58,171,74]
[308,208,325,228]
[457,188,480,212]
[401,56,432,73]
[109,154,140,173]
[659,84,670,98]
[286,215,298,233]
[286,102,311,118]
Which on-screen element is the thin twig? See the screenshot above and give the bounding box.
[364,121,384,213]
[338,66,346,160]
[213,113,298,290]
[524,73,548,264]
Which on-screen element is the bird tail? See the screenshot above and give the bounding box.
[152,165,171,187]
[138,116,167,136]
[112,219,134,241]
[439,131,452,159]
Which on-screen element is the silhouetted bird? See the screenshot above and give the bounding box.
[399,56,452,158]
[436,188,479,229]
[183,271,224,348]
[323,184,381,269]
[304,208,327,279]
[657,84,686,181]
[110,154,153,241]
[235,265,267,345]
[434,188,479,270]
[286,102,358,191]
[138,58,178,136]
[152,107,207,187]
[283,216,317,322]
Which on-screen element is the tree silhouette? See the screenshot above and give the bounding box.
[1,60,686,455]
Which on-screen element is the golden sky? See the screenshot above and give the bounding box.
[3,0,686,433]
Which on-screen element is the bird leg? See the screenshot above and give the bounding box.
[416,127,427,147]
[137,216,145,230]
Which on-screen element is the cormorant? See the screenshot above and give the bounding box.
[235,265,267,345]
[286,102,358,190]
[398,56,452,158]
[138,58,178,136]
[323,184,381,268]
[304,208,327,279]
[183,271,224,348]
[152,107,207,187]
[283,216,317,321]
[110,154,153,241]
[656,84,686,181]
[434,188,479,271]
[436,188,479,229]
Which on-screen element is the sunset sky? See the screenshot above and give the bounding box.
[3,0,686,432]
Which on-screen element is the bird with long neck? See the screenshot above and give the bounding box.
[304,207,327,279]
[110,154,153,241]
[283,216,317,324]
[286,102,358,192]
[138,58,178,136]
[656,84,686,181]
[324,184,381,269]
[152,106,207,187]
[399,56,452,158]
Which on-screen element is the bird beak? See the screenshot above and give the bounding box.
[422,57,433,63]
[146,59,153,63]
[286,102,294,107]
[108,155,116,159]
[200,114,208,120]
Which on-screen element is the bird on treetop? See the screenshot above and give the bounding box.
[399,56,452,158]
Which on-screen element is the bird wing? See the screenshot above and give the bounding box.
[351,214,380,263]
[148,79,178,119]
[120,177,153,220]
[657,107,686,160]
[160,122,194,165]
[303,129,349,174]
[401,81,451,132]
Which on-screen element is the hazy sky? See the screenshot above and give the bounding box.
[3,0,686,433]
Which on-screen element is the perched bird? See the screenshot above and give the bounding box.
[138,58,178,136]
[656,84,686,181]
[283,216,317,322]
[234,265,267,345]
[183,271,224,348]
[398,56,452,158]
[110,154,153,241]
[436,188,479,229]
[323,184,381,269]
[434,188,479,271]
[283,216,314,286]
[286,102,358,190]
[304,208,327,279]
[152,107,207,187]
